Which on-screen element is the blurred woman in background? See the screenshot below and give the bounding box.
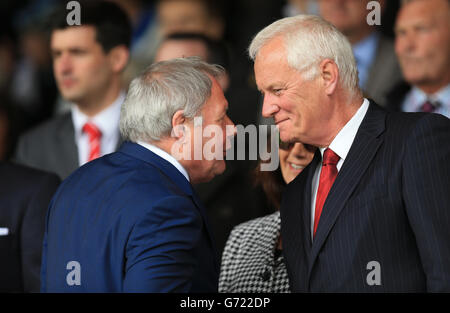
[219,137,316,292]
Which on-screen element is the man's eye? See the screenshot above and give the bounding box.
[274,89,282,95]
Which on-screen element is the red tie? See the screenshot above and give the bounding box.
[82,122,102,162]
[314,148,340,237]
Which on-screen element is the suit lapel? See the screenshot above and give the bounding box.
[303,150,321,249]
[190,190,220,268]
[307,103,386,280]
[57,113,79,176]
[118,142,219,265]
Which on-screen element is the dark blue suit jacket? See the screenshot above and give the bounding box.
[41,142,218,292]
[281,102,450,292]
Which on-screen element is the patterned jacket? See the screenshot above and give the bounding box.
[219,211,290,293]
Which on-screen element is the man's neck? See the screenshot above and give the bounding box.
[76,82,122,117]
[416,78,450,95]
[318,95,364,148]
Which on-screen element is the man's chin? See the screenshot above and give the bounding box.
[201,161,226,183]
[60,90,83,103]
[279,132,293,143]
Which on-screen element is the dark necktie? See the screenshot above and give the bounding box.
[421,100,440,113]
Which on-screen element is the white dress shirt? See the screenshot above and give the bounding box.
[310,98,370,239]
[137,141,190,183]
[71,92,126,166]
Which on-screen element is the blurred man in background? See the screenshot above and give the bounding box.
[387,0,450,118]
[157,0,225,40]
[0,163,59,292]
[14,1,131,179]
[318,0,403,106]
[155,33,230,91]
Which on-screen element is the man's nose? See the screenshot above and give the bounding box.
[396,32,416,55]
[225,115,237,137]
[261,94,279,118]
[56,53,73,74]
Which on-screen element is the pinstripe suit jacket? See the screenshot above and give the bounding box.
[281,102,450,292]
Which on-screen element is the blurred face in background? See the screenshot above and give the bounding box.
[157,0,224,39]
[155,39,209,62]
[318,0,381,43]
[154,38,230,91]
[279,141,316,184]
[51,26,114,105]
[395,0,450,93]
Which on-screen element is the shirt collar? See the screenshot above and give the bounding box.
[406,84,450,112]
[71,91,126,140]
[137,141,190,182]
[435,84,450,105]
[320,98,370,162]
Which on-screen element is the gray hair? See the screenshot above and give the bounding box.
[248,15,360,96]
[120,57,224,142]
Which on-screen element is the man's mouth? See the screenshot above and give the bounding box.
[275,118,288,125]
[60,78,76,88]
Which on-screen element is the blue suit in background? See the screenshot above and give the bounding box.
[41,142,218,292]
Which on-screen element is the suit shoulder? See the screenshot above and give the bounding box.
[126,160,192,200]
[18,113,71,143]
[0,162,60,183]
[386,111,450,131]
[62,155,195,217]
[0,162,60,194]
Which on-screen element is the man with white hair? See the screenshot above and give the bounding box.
[41,57,235,292]
[249,15,450,292]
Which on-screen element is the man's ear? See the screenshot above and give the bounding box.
[108,45,129,73]
[319,59,339,96]
[172,110,186,139]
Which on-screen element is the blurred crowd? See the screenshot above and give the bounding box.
[0,0,409,161]
[0,0,449,292]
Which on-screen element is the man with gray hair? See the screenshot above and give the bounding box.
[249,15,450,292]
[41,57,235,292]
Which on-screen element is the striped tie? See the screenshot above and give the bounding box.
[82,122,102,162]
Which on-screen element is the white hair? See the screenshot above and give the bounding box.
[249,15,360,96]
[120,56,224,142]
